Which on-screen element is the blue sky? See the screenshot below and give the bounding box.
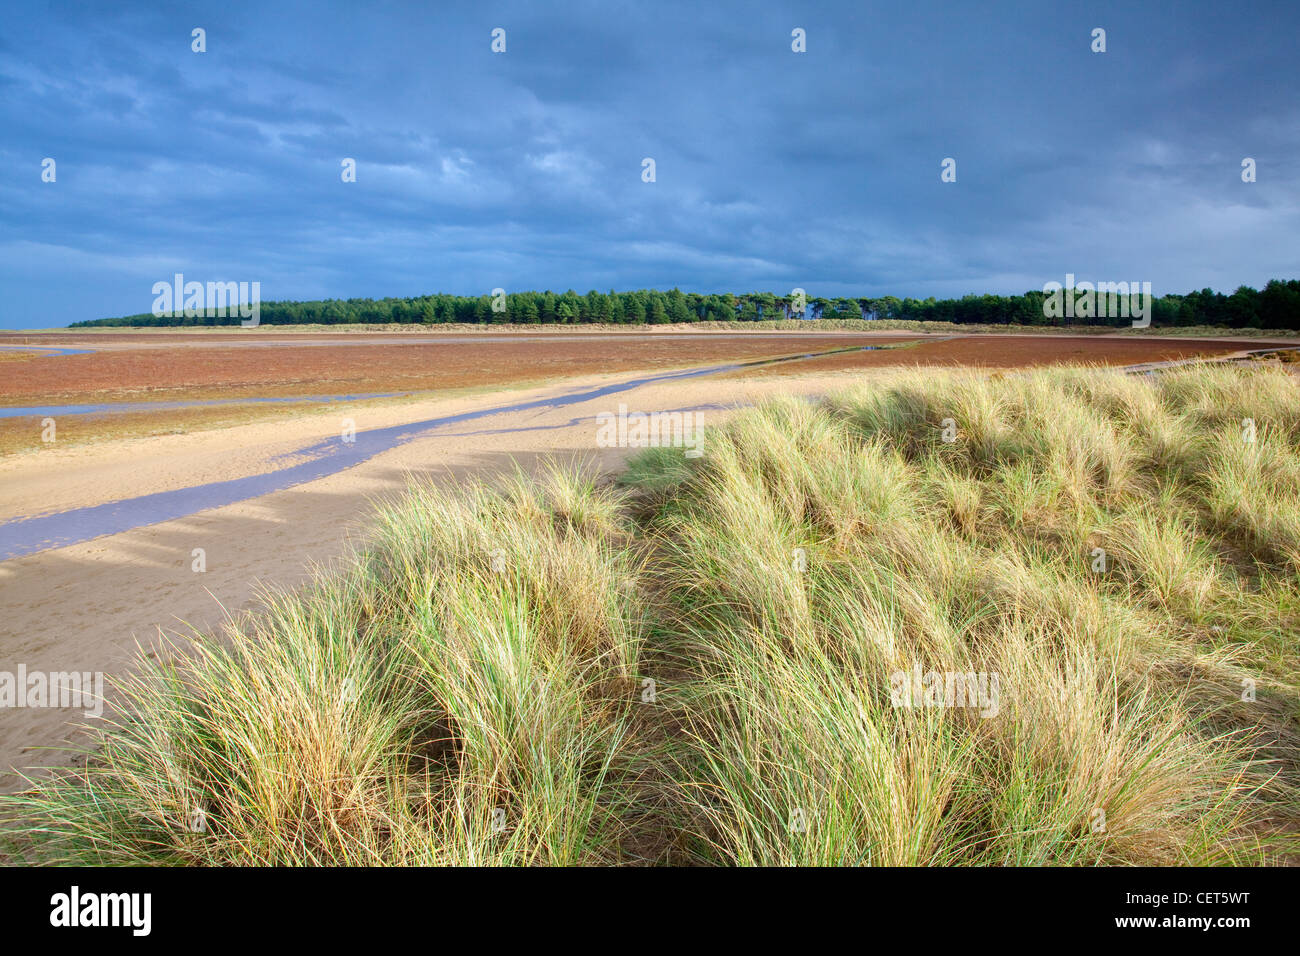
[1,0,1297,329]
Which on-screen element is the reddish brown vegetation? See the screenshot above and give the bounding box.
[730,335,1247,376]
[0,333,920,404]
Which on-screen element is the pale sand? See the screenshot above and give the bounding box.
[0,365,854,792]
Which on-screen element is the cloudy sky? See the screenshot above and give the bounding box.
[1,0,1296,328]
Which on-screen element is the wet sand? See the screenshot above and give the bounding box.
[0,365,831,791]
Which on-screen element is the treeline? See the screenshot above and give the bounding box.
[71,280,1300,329]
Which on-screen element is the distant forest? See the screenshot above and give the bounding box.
[71,279,1300,329]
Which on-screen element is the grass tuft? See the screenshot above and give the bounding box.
[5,364,1298,865]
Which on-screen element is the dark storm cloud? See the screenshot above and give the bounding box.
[1,0,1296,328]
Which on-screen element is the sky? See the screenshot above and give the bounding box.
[1,0,1297,329]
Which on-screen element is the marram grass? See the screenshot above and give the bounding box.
[4,364,1299,865]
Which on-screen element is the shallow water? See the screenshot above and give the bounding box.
[0,394,402,419]
[0,345,95,357]
[0,348,876,560]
